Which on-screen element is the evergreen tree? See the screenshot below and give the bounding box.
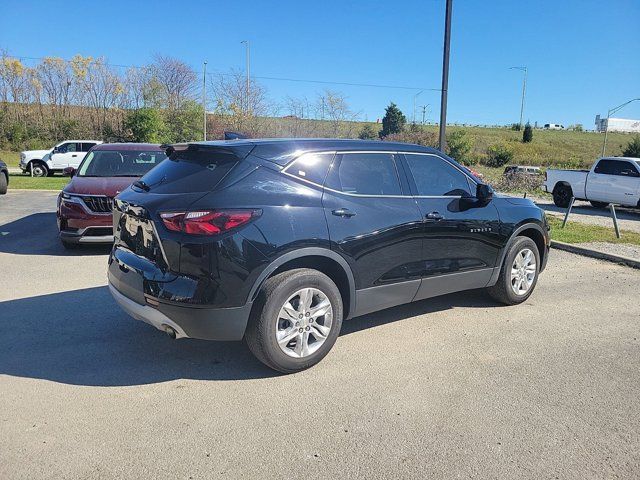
[379,102,406,138]
[522,122,533,143]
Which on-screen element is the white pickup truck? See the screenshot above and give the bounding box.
[544,157,640,208]
[20,140,102,177]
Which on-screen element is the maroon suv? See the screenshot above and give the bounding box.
[57,143,167,248]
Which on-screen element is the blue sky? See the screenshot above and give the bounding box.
[1,0,639,128]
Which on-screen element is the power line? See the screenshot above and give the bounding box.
[10,54,441,92]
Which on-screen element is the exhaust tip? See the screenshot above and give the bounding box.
[163,325,177,339]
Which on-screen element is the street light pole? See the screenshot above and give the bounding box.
[509,66,527,130]
[413,90,424,124]
[438,0,453,151]
[601,98,640,156]
[202,61,207,141]
[241,40,250,115]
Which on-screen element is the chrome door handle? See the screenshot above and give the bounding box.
[332,208,356,218]
[425,211,443,221]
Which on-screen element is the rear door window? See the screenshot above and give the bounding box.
[326,153,402,195]
[403,154,473,197]
[285,152,334,185]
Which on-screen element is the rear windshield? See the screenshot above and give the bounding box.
[137,148,238,193]
[78,150,166,177]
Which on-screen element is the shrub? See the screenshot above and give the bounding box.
[358,124,377,140]
[622,135,640,158]
[379,102,406,138]
[124,108,166,143]
[522,122,533,143]
[510,123,521,131]
[382,129,438,147]
[446,130,474,165]
[485,142,514,167]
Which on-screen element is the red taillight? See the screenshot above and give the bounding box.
[160,210,259,235]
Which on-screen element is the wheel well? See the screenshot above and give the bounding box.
[270,255,352,318]
[552,181,572,194]
[518,228,546,265]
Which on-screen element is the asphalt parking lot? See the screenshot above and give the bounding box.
[1,190,639,479]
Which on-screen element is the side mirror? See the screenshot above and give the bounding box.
[52,147,60,154]
[476,183,493,201]
[63,167,76,177]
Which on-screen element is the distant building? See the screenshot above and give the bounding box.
[595,115,640,133]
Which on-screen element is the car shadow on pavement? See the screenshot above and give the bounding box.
[0,212,111,256]
[0,285,498,386]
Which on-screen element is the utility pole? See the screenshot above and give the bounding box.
[510,66,527,130]
[438,0,453,151]
[421,104,430,125]
[202,61,207,141]
[241,40,250,115]
[601,98,640,156]
[413,90,423,124]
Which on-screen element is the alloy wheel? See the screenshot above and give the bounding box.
[510,248,536,296]
[275,287,333,358]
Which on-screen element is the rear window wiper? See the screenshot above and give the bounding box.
[133,180,150,191]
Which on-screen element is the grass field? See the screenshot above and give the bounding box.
[1,150,20,168]
[8,174,69,190]
[548,216,640,246]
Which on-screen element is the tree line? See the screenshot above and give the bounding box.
[0,51,365,150]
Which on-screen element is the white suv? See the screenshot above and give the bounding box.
[20,140,103,176]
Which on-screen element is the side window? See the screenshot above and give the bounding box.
[286,152,334,185]
[81,143,96,152]
[404,154,473,197]
[615,161,640,177]
[326,153,401,195]
[594,160,614,174]
[58,142,78,153]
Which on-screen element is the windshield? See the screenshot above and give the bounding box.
[77,150,167,177]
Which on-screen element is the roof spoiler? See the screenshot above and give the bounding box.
[224,131,248,140]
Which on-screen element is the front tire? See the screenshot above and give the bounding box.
[552,184,572,208]
[487,236,540,305]
[245,268,343,373]
[30,161,48,177]
[60,239,79,250]
[0,173,7,194]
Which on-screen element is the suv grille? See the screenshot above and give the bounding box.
[83,196,114,213]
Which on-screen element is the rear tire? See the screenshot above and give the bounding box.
[0,173,7,194]
[590,201,608,209]
[245,268,343,373]
[30,161,48,177]
[552,184,572,208]
[487,236,540,305]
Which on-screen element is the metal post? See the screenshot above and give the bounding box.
[438,0,453,151]
[202,61,207,141]
[562,196,575,228]
[609,204,621,238]
[241,40,250,115]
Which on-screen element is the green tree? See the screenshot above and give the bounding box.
[522,122,533,143]
[379,102,406,138]
[358,124,377,140]
[124,108,166,142]
[622,135,640,157]
[485,142,514,167]
[166,100,204,142]
[446,130,473,164]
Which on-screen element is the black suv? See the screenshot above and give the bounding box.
[108,139,549,372]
